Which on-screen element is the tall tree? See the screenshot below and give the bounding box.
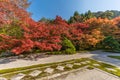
[10,0,30,9]
[0,0,30,26]
[68,11,82,23]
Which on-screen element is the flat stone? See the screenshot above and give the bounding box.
[117,67,120,69]
[0,77,7,80]
[49,73,61,78]
[85,61,91,63]
[66,64,73,68]
[11,73,26,80]
[29,70,42,77]
[56,66,64,71]
[74,63,81,66]
[98,61,102,63]
[106,68,117,72]
[93,64,100,67]
[44,68,54,74]
[81,62,87,65]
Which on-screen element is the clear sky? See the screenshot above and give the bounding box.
[27,0,120,21]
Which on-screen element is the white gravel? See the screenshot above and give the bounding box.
[52,68,120,80]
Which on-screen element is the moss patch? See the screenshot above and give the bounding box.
[108,55,120,60]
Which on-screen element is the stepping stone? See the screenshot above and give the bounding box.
[93,64,100,67]
[85,61,91,63]
[11,73,26,80]
[29,70,42,77]
[50,73,61,78]
[81,62,87,65]
[117,67,120,69]
[98,61,102,63]
[106,68,117,72]
[74,63,81,66]
[56,66,64,71]
[66,64,73,68]
[0,77,7,80]
[44,68,54,74]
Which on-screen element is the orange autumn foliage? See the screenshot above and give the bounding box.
[85,18,118,36]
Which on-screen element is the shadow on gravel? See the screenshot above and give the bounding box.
[0,53,50,64]
[89,50,120,67]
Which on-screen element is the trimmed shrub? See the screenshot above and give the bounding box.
[61,37,76,54]
[103,36,120,52]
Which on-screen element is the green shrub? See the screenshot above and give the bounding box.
[103,36,120,52]
[63,48,76,54]
[61,37,76,54]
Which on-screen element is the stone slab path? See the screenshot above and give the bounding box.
[0,50,120,70]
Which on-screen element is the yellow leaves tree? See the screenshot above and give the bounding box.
[85,18,118,36]
[84,29,104,47]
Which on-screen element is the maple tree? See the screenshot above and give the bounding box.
[113,16,120,28]
[0,0,30,26]
[53,16,89,48]
[85,18,118,36]
[85,29,104,47]
[0,0,120,54]
[0,17,62,54]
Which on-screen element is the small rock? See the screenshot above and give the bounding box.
[18,55,24,58]
[44,68,54,74]
[106,68,117,72]
[29,70,42,77]
[66,64,73,68]
[11,73,26,80]
[0,77,7,80]
[56,66,64,71]
[74,63,81,66]
[93,64,100,67]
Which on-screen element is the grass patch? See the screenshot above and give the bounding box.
[108,55,120,60]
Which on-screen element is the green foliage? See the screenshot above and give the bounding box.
[108,56,120,60]
[68,11,83,23]
[83,10,95,20]
[39,17,53,23]
[93,10,120,19]
[63,48,76,54]
[47,38,76,55]
[0,21,23,38]
[94,10,113,19]
[47,51,62,55]
[103,36,120,52]
[61,37,76,54]
[68,10,94,23]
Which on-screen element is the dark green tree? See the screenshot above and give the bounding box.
[39,17,53,23]
[68,11,83,23]
[103,36,120,52]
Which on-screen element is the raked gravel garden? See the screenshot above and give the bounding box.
[0,53,120,80]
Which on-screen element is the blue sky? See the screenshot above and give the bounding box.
[27,0,120,21]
